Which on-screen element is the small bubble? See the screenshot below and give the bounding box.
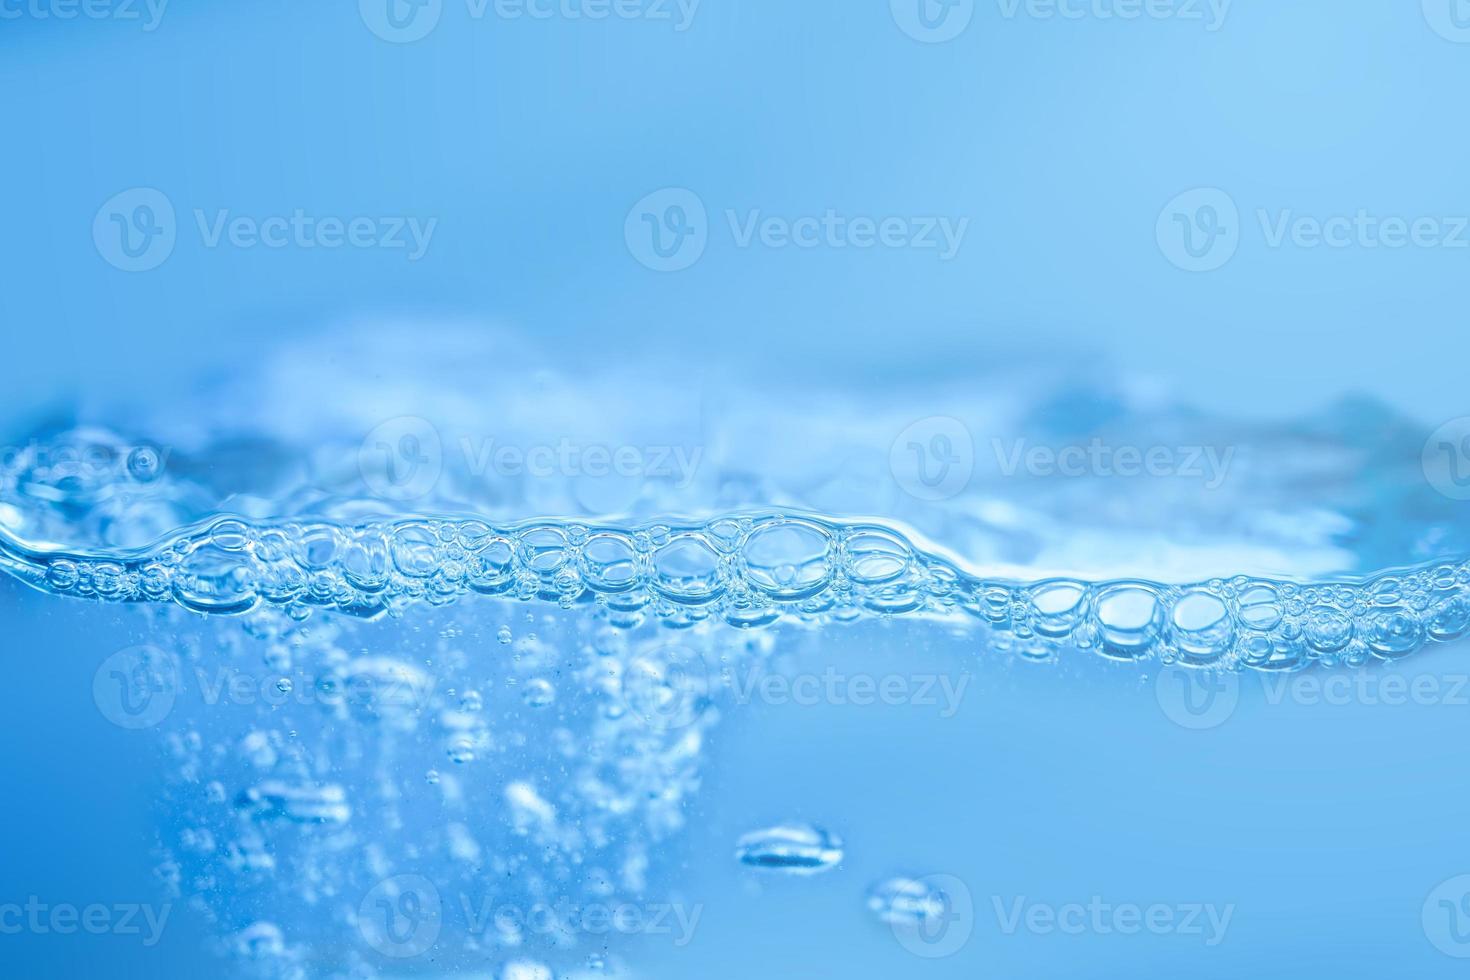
[523,678,556,708]
[735,822,843,874]
[497,626,513,645]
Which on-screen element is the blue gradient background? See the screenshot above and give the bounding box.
[4,1,1470,977]
[2,1,1468,419]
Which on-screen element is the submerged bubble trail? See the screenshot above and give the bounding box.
[5,512,1469,671]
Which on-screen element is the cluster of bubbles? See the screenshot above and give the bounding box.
[146,599,758,978]
[14,512,1470,671]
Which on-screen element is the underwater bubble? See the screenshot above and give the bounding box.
[232,921,286,960]
[867,876,948,927]
[446,735,478,764]
[520,525,571,574]
[501,961,553,980]
[46,559,79,590]
[235,780,351,824]
[125,445,164,482]
[1239,632,1309,672]
[1365,607,1425,660]
[842,528,913,585]
[240,731,278,769]
[580,532,640,592]
[174,544,256,613]
[1304,606,1354,653]
[734,822,843,874]
[497,626,514,644]
[651,534,726,602]
[742,521,833,599]
[1427,595,1470,642]
[523,678,556,708]
[1093,584,1163,660]
[505,781,557,834]
[1028,580,1087,639]
[1237,584,1284,631]
[1170,590,1233,663]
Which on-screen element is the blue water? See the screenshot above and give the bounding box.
[8,3,1470,977]
[3,327,1470,978]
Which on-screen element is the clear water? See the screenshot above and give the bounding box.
[4,327,1470,977]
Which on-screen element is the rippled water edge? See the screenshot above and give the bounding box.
[6,510,1469,673]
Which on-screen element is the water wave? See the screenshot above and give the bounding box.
[4,510,1467,671]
